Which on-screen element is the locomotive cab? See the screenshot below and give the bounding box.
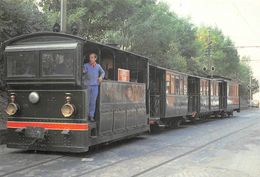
[4,32,90,152]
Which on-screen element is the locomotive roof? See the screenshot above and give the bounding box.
[3,32,149,61]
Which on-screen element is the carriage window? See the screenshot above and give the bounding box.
[101,51,114,80]
[184,78,188,95]
[171,75,175,94]
[166,73,171,94]
[216,83,219,96]
[7,51,36,77]
[214,82,217,96]
[211,82,214,96]
[229,85,235,96]
[180,77,184,95]
[205,80,208,96]
[175,76,180,94]
[200,80,204,95]
[41,51,74,76]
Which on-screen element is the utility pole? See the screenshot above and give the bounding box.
[249,74,252,108]
[203,29,214,77]
[208,30,215,78]
[60,0,67,33]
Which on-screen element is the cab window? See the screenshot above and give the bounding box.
[41,50,74,76]
[6,51,36,77]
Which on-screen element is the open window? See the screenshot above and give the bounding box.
[180,77,184,95]
[99,48,147,84]
[184,77,188,95]
[100,49,114,80]
[166,73,171,94]
[175,75,180,94]
[170,74,175,94]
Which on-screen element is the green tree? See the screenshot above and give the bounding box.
[38,0,138,40]
[0,0,48,43]
[239,56,259,99]
[1,0,257,101]
[196,26,240,78]
[39,0,198,73]
[103,2,198,72]
[0,0,48,90]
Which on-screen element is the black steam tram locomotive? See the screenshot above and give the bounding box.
[3,32,240,152]
[3,32,149,152]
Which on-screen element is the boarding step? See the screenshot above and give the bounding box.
[88,122,98,138]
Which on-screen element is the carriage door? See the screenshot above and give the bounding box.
[219,81,227,110]
[188,77,200,113]
[149,66,164,118]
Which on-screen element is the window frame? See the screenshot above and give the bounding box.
[166,72,171,94]
[171,74,175,94]
[6,51,38,78]
[175,75,180,95]
[184,77,188,95]
[39,49,76,78]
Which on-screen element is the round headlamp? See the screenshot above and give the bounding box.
[61,103,75,117]
[29,92,40,104]
[6,103,18,116]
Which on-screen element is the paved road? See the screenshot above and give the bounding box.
[0,109,259,177]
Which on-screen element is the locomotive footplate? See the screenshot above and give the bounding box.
[24,127,46,139]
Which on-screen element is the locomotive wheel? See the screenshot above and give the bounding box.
[168,120,175,129]
[227,111,234,118]
[168,119,182,128]
[200,115,207,120]
[220,111,225,118]
[175,119,182,128]
[150,125,160,133]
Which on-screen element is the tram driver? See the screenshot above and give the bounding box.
[83,52,105,122]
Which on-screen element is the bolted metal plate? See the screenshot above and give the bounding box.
[25,127,46,139]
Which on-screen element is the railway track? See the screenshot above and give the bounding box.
[0,112,256,177]
[73,121,256,177]
[132,123,256,177]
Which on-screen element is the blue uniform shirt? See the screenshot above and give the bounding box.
[83,63,105,86]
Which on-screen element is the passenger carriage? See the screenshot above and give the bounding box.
[149,68,240,128]
[149,65,189,128]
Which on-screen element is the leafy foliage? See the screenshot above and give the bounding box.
[0,0,48,90]
[0,0,258,100]
[0,0,48,42]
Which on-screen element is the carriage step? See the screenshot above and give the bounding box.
[88,122,97,128]
[158,124,166,128]
[88,122,97,138]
